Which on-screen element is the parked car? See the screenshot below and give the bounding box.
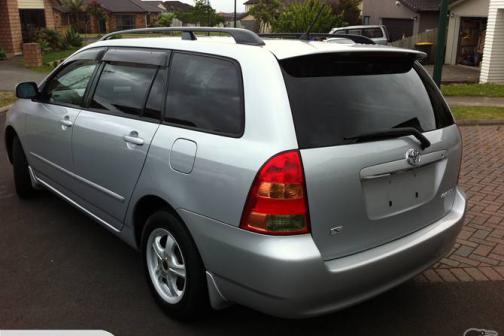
[330,25,390,45]
[5,27,466,320]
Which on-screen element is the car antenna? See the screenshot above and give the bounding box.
[300,4,326,41]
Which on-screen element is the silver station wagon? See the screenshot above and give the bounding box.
[5,28,466,320]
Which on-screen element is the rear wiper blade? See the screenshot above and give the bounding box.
[344,127,431,150]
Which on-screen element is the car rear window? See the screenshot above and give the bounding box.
[280,53,454,149]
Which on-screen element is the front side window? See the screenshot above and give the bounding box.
[90,63,157,117]
[43,60,97,106]
[165,53,243,136]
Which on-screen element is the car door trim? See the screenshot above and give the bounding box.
[29,166,120,233]
[30,152,125,202]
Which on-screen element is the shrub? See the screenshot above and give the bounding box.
[273,0,343,33]
[63,27,83,48]
[0,48,6,60]
[36,28,63,51]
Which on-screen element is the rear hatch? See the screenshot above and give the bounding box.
[280,52,462,260]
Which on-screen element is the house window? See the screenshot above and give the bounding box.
[116,15,136,30]
[363,16,370,25]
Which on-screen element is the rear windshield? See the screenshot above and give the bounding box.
[280,53,454,149]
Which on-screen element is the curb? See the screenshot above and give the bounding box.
[0,104,13,114]
[457,119,504,126]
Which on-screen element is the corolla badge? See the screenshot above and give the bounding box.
[405,148,421,166]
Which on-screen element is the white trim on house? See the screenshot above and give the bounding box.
[445,0,490,65]
[18,0,44,9]
[480,0,504,83]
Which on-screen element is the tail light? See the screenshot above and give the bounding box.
[240,150,310,235]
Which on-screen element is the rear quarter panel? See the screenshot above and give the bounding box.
[125,44,299,239]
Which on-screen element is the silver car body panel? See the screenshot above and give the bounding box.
[4,36,466,318]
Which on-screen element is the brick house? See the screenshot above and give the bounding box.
[0,0,58,56]
[85,0,162,34]
[0,0,161,57]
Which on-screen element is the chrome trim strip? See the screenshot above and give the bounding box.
[32,170,120,233]
[30,152,125,202]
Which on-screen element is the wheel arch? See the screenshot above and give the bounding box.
[132,194,185,249]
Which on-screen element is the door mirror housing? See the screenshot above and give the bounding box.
[16,82,39,99]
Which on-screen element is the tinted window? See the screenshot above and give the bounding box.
[281,53,454,149]
[165,53,243,136]
[90,63,157,116]
[363,28,383,38]
[348,29,362,35]
[44,60,97,106]
[144,68,167,120]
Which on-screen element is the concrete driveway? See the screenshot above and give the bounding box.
[0,56,46,91]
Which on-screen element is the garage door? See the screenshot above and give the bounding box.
[382,18,414,42]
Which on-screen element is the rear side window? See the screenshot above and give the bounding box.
[144,68,167,120]
[362,28,383,38]
[90,63,157,117]
[165,52,243,136]
[281,53,454,149]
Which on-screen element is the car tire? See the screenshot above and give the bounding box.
[12,136,36,199]
[141,211,209,321]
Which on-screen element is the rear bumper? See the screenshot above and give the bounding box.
[180,187,466,318]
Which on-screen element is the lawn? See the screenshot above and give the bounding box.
[0,91,16,108]
[29,48,78,73]
[451,106,504,120]
[442,84,504,97]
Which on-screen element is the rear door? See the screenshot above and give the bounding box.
[70,48,167,227]
[280,52,461,260]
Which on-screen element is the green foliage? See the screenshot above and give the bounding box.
[35,29,63,51]
[63,27,83,49]
[0,48,6,61]
[175,0,224,26]
[248,0,283,33]
[441,84,504,97]
[273,0,342,33]
[61,0,85,30]
[86,1,107,20]
[158,12,176,27]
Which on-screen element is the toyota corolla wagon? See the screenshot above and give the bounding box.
[4,28,466,320]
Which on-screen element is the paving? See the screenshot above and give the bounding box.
[1,113,504,334]
[0,56,46,91]
[424,64,481,84]
[416,125,504,282]
[446,96,504,107]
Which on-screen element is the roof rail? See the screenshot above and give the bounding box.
[259,33,375,45]
[100,27,266,46]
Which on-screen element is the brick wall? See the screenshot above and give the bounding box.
[22,42,42,67]
[135,13,147,29]
[43,0,55,29]
[0,0,23,56]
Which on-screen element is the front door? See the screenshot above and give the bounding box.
[26,60,99,188]
[71,50,167,227]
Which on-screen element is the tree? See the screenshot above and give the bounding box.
[330,0,361,26]
[175,0,224,26]
[61,0,85,30]
[273,0,343,33]
[86,1,107,31]
[158,12,176,27]
[248,0,282,33]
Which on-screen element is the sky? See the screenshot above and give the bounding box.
[177,0,246,13]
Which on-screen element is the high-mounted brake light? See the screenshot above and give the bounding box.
[240,150,310,235]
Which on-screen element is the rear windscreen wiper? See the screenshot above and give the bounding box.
[345,127,431,150]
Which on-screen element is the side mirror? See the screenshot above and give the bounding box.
[16,82,39,99]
